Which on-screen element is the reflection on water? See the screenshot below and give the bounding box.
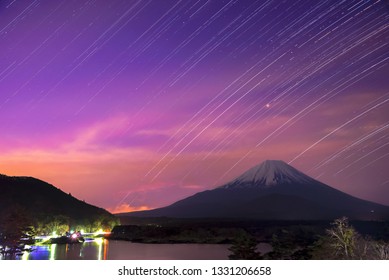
[106,241,230,260]
[11,239,230,260]
[14,238,108,260]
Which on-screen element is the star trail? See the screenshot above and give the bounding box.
[0,0,388,212]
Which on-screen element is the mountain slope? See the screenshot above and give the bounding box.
[123,160,389,220]
[0,174,116,224]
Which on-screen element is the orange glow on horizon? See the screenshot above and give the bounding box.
[107,204,153,214]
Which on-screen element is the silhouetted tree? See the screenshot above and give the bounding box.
[44,215,69,235]
[0,206,34,254]
[265,227,315,260]
[228,233,262,260]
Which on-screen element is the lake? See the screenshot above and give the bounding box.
[1,239,272,260]
[2,239,229,260]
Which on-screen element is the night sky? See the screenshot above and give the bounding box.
[1,0,388,213]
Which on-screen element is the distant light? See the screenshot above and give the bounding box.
[266,103,271,108]
[71,233,77,239]
[80,230,84,235]
[52,231,57,237]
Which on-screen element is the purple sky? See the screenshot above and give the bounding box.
[1,0,388,213]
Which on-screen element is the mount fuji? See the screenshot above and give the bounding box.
[123,160,389,220]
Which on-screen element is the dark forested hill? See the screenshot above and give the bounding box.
[0,174,117,229]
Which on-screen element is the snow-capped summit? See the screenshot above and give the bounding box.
[223,160,315,188]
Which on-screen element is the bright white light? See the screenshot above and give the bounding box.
[94,237,103,245]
